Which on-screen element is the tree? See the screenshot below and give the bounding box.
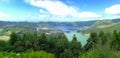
[69,34,82,58]
[59,49,73,58]
[47,36,57,53]
[9,32,19,45]
[72,34,77,42]
[84,32,98,51]
[98,31,107,45]
[111,30,120,50]
[0,40,8,51]
[55,35,69,57]
[39,33,50,51]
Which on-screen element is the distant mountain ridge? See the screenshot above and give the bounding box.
[1,18,120,29]
[0,20,95,28]
[0,18,120,34]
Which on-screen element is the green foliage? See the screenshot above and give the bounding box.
[0,40,8,51]
[38,33,50,52]
[98,31,107,45]
[20,51,55,58]
[9,32,19,45]
[0,32,83,58]
[111,30,120,50]
[79,50,100,58]
[72,34,77,42]
[59,49,73,58]
[84,32,98,51]
[55,35,69,57]
[80,43,117,58]
[69,34,82,58]
[2,30,120,58]
[0,51,55,58]
[81,31,120,58]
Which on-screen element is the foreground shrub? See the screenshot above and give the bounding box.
[0,51,55,58]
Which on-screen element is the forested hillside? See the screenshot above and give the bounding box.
[1,30,120,58]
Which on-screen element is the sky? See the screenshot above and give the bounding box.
[0,0,120,22]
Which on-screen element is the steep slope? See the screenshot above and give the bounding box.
[81,21,120,34]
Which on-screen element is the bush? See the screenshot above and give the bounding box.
[0,51,55,58]
[79,50,100,58]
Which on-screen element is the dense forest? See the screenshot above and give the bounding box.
[1,30,120,58]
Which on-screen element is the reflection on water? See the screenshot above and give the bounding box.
[64,31,88,46]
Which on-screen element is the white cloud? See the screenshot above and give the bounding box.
[78,12,101,18]
[25,0,78,18]
[25,0,101,19]
[39,9,50,19]
[0,12,11,19]
[105,4,120,15]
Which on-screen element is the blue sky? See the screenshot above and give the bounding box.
[0,0,120,22]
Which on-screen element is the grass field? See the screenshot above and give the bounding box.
[81,22,120,34]
[0,36,10,41]
[0,29,3,32]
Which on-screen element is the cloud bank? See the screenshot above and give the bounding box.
[78,12,101,18]
[25,0,101,19]
[105,4,120,15]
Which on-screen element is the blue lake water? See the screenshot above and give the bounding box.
[53,26,81,31]
[64,31,88,46]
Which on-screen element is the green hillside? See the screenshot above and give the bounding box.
[81,21,120,34]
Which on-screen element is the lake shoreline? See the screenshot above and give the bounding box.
[64,31,88,46]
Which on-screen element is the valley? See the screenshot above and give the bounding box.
[0,18,120,58]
